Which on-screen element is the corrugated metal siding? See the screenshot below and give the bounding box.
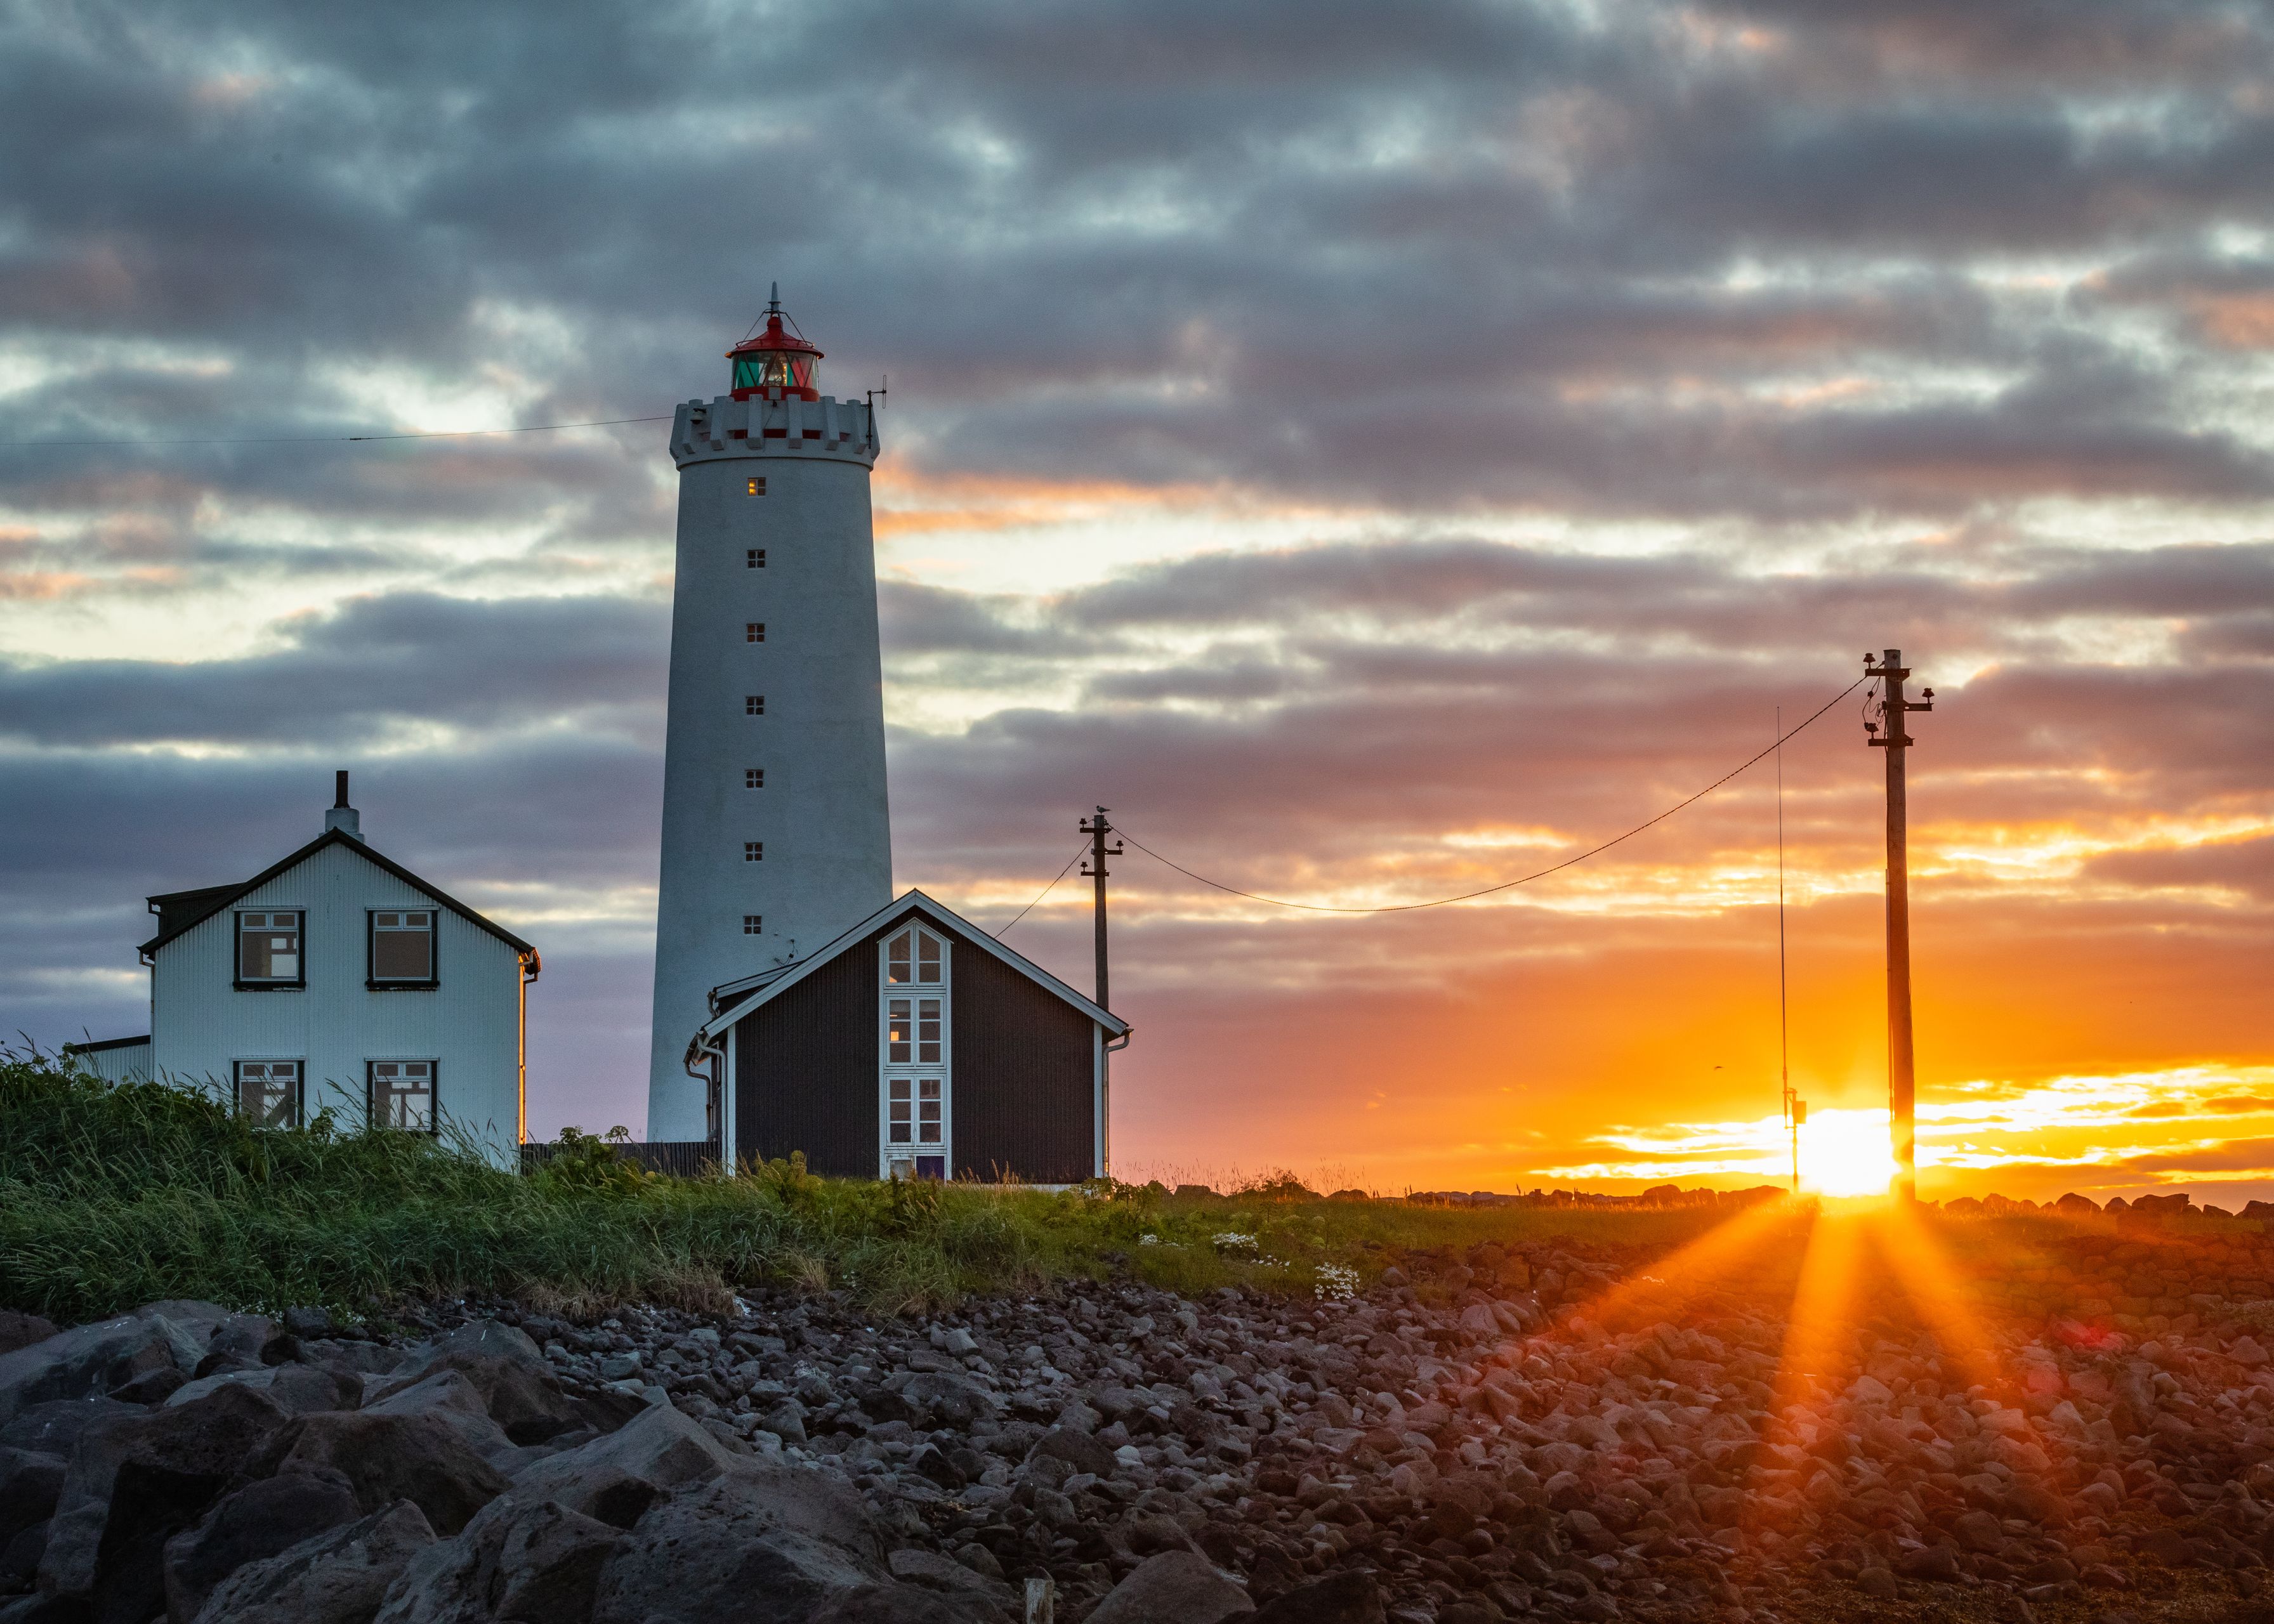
[950,935,1097,1184]
[520,1141,717,1179]
[71,1042,152,1085]
[148,839,525,1167]
[734,936,877,1176]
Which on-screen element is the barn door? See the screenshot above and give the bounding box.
[879,926,950,1179]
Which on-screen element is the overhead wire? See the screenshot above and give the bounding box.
[993,842,1091,938]
[1113,672,1869,915]
[0,415,674,450]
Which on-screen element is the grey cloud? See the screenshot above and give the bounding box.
[1,0,2270,527]
[2084,834,2274,901]
[0,591,666,747]
[878,580,1093,657]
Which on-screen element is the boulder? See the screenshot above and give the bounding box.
[161,1466,362,1624]
[190,1500,435,1624]
[0,1314,58,1359]
[886,1547,1016,1609]
[0,1449,65,1548]
[1895,1543,1963,1582]
[167,1363,362,1415]
[509,1399,742,1517]
[391,1321,549,1381]
[197,1313,280,1373]
[1086,1552,1254,1624]
[897,1373,996,1430]
[253,1411,512,1535]
[1250,1571,1384,1624]
[364,1370,529,1469]
[589,1462,891,1623]
[493,1500,622,1622]
[0,1313,207,1427]
[0,1398,139,1459]
[369,1328,637,1448]
[38,1380,294,1609]
[1952,1509,2006,1554]
[1023,1427,1117,1479]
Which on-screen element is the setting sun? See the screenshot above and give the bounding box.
[1799,1106,1900,1196]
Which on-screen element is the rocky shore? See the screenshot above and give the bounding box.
[3,1215,2273,1623]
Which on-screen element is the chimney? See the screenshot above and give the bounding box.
[324,769,362,840]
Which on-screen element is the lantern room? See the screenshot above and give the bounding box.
[728,286,822,402]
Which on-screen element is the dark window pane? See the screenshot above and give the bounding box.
[372,918,433,979]
[240,912,300,980]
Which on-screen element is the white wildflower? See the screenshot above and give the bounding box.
[1314,1263,1360,1302]
[1140,1234,1160,1245]
[1212,1232,1258,1252]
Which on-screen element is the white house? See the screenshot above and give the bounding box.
[67,773,540,1168]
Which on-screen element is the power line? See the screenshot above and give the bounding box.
[0,415,673,450]
[993,842,1091,938]
[1114,672,1869,915]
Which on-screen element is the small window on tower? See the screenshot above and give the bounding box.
[743,914,763,934]
[746,478,766,497]
[745,695,765,715]
[747,549,765,568]
[744,842,763,861]
[745,768,764,789]
[746,623,765,643]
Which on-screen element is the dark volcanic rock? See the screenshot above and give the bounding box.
[1086,1551,1254,1624]
[0,1316,58,1361]
[1250,1571,1384,1624]
[39,1380,292,1611]
[161,1465,361,1624]
[253,1411,511,1535]
[190,1499,433,1624]
[0,1450,64,1550]
[589,1464,890,1624]
[0,1313,202,1427]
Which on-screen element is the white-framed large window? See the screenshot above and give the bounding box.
[369,1059,437,1133]
[236,910,304,988]
[234,1059,302,1128]
[880,925,950,1180]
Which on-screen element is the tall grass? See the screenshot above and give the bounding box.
[0,1053,1728,1325]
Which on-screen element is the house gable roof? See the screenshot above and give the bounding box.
[700,888,1129,1041]
[137,827,537,962]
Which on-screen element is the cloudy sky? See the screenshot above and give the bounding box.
[4,0,2272,1203]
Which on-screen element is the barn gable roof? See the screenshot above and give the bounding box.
[137,827,537,962]
[700,888,1129,1041]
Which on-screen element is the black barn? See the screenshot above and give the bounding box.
[696,890,1130,1183]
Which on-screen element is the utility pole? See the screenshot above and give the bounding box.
[1776,709,1804,1196]
[1864,650,1933,1202]
[1079,807,1122,1011]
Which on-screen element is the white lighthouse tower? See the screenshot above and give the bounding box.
[645,292,892,1139]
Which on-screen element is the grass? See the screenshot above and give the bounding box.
[0,1051,1731,1326]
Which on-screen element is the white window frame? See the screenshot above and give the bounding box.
[879,926,950,1180]
[235,908,306,988]
[233,1058,304,1128]
[367,1058,438,1134]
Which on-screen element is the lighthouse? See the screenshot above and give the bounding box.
[645,292,892,1139]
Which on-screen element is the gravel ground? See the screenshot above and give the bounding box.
[383,1216,2274,1623]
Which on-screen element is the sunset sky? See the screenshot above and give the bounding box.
[3,1,2271,1205]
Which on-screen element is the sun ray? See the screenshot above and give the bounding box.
[1871,1200,2008,1395]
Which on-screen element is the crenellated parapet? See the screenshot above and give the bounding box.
[671,393,879,469]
